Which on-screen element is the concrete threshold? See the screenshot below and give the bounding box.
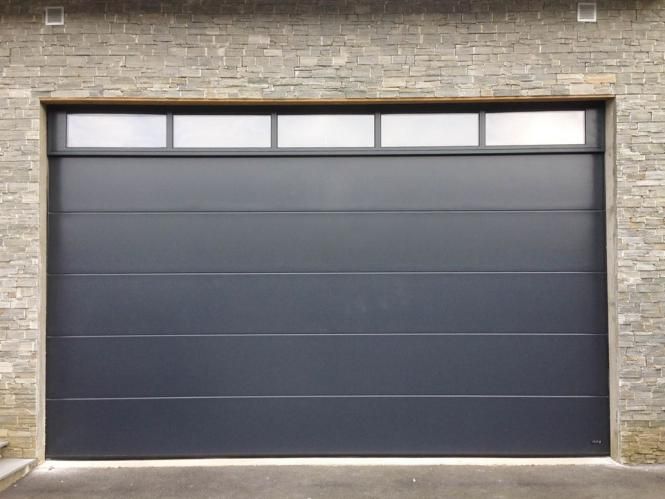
[44,456,618,468]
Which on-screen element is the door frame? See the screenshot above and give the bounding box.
[37,95,618,462]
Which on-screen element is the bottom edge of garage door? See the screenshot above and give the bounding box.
[46,397,609,458]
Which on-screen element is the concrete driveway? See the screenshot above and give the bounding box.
[2,459,665,499]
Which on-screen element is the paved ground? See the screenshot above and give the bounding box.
[2,462,665,499]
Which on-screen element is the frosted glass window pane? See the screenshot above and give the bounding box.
[174,115,271,148]
[381,113,479,147]
[486,111,586,146]
[278,115,374,148]
[67,114,166,148]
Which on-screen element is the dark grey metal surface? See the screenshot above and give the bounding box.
[46,105,608,458]
[49,154,604,212]
[46,398,610,458]
[47,334,608,398]
[48,211,605,273]
[47,273,607,335]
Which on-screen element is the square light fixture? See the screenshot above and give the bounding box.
[577,2,597,23]
[45,6,65,26]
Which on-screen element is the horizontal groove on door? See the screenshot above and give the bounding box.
[49,209,607,214]
[48,395,610,401]
[48,332,608,338]
[48,271,609,275]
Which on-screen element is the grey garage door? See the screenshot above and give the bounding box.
[46,105,609,457]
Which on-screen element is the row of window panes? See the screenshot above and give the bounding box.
[66,111,586,148]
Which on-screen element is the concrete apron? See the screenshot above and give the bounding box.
[4,458,665,499]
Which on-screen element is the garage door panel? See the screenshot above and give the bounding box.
[46,397,610,458]
[47,106,608,458]
[48,273,607,336]
[49,154,604,212]
[48,212,605,273]
[47,335,608,399]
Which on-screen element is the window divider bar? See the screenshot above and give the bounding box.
[479,111,487,148]
[166,112,174,150]
[374,113,381,149]
[53,111,68,151]
[271,113,278,150]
